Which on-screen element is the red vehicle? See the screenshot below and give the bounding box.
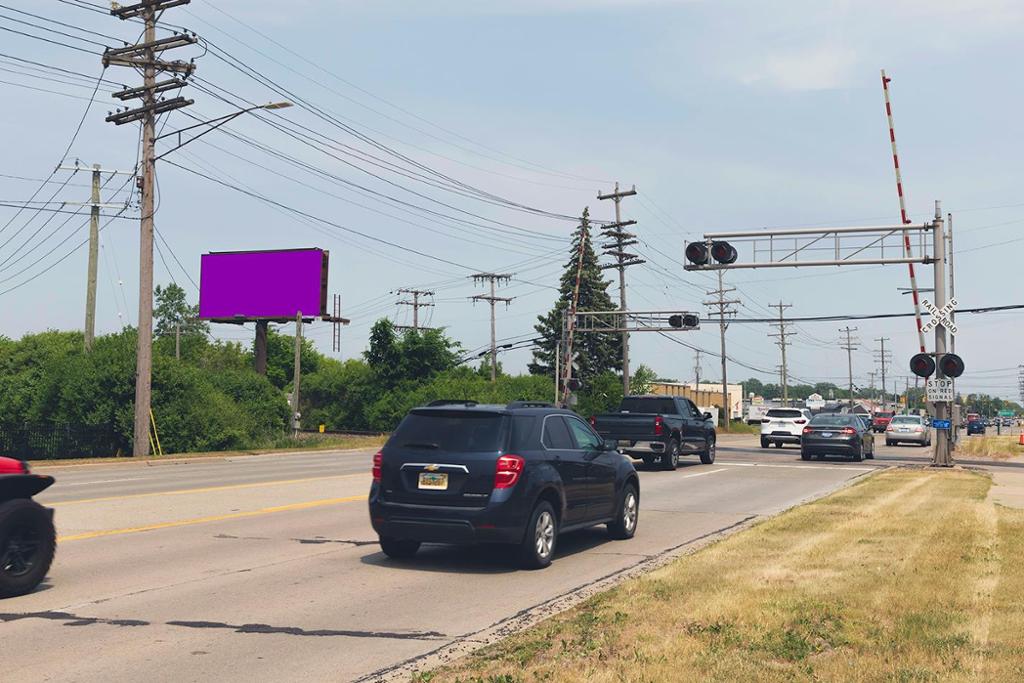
[871,411,895,433]
[0,456,56,598]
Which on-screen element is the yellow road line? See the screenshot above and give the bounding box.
[58,494,367,542]
[51,473,368,507]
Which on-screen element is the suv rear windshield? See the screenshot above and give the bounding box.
[809,414,860,427]
[619,398,676,414]
[391,411,506,452]
[766,409,803,418]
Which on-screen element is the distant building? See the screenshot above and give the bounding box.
[650,382,743,420]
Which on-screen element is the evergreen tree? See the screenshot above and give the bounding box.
[529,208,620,384]
[154,283,209,338]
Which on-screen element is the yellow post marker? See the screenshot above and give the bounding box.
[319,424,325,434]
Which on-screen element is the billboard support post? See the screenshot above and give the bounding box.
[255,320,269,375]
[292,311,303,437]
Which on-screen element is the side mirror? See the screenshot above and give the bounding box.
[602,438,618,452]
[702,412,713,421]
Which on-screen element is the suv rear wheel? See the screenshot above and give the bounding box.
[379,536,420,560]
[607,483,638,540]
[519,501,557,569]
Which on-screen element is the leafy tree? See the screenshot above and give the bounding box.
[262,327,323,390]
[154,283,208,339]
[530,208,621,386]
[630,364,658,395]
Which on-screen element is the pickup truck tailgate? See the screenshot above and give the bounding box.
[592,413,660,440]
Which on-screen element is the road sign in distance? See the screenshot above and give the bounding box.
[999,409,1015,417]
[938,353,964,378]
[926,378,954,402]
[909,353,935,378]
[685,242,709,265]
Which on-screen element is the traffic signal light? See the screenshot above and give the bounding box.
[938,353,964,378]
[566,377,583,392]
[710,241,738,264]
[685,242,709,265]
[668,314,700,328]
[909,353,935,378]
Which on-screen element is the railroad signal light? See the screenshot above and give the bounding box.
[710,241,738,264]
[939,353,965,378]
[684,242,709,265]
[566,377,583,392]
[668,313,700,329]
[909,353,935,378]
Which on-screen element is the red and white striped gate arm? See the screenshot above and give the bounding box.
[881,69,927,354]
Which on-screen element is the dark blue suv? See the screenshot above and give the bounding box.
[369,400,640,569]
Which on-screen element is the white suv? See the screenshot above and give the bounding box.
[760,408,812,449]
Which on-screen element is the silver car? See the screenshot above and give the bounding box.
[885,414,932,446]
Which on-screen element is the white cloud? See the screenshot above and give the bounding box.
[736,44,859,91]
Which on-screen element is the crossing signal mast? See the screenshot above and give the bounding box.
[684,203,959,467]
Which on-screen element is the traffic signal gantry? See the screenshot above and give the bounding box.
[683,202,958,467]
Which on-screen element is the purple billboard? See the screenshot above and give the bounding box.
[199,248,329,320]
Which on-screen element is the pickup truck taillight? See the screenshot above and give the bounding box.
[494,454,525,489]
[589,415,596,427]
[654,415,664,436]
[372,451,382,482]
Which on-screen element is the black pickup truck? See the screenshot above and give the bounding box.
[591,395,716,470]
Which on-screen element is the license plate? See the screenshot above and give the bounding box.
[822,432,833,438]
[898,428,910,432]
[418,472,448,490]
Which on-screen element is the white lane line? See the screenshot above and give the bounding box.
[678,468,728,478]
[717,462,875,472]
[61,477,148,486]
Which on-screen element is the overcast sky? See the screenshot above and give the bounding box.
[1,0,1021,399]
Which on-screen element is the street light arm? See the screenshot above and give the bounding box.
[152,102,291,162]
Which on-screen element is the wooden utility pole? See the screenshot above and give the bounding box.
[839,327,860,412]
[704,271,739,431]
[470,274,512,382]
[597,183,641,395]
[874,336,892,410]
[174,323,181,360]
[768,302,794,407]
[693,350,702,386]
[254,320,269,374]
[395,288,435,331]
[58,163,131,352]
[104,0,196,456]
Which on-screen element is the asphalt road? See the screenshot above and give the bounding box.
[2,440,902,681]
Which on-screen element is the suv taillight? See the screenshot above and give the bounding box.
[372,451,382,482]
[495,454,525,489]
[654,415,664,436]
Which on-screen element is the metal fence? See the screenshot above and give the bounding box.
[0,423,124,460]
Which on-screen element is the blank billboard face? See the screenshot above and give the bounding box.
[199,248,328,320]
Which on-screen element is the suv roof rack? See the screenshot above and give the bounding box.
[506,400,554,409]
[426,399,479,407]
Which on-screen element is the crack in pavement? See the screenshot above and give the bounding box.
[0,611,148,627]
[166,620,446,640]
[291,537,378,546]
[0,611,446,641]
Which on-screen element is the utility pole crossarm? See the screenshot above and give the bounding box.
[470,274,513,382]
[598,182,639,395]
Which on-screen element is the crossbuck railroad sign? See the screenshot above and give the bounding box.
[920,298,958,335]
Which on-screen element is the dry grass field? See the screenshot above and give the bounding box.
[428,468,1024,682]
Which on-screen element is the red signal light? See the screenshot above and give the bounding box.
[685,242,710,265]
[909,353,935,378]
[938,353,964,378]
[710,241,738,264]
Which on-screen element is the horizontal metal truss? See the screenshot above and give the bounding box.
[571,309,700,333]
[684,222,937,271]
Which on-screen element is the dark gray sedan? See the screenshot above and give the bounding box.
[800,413,875,462]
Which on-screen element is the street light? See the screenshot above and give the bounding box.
[153,101,293,161]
